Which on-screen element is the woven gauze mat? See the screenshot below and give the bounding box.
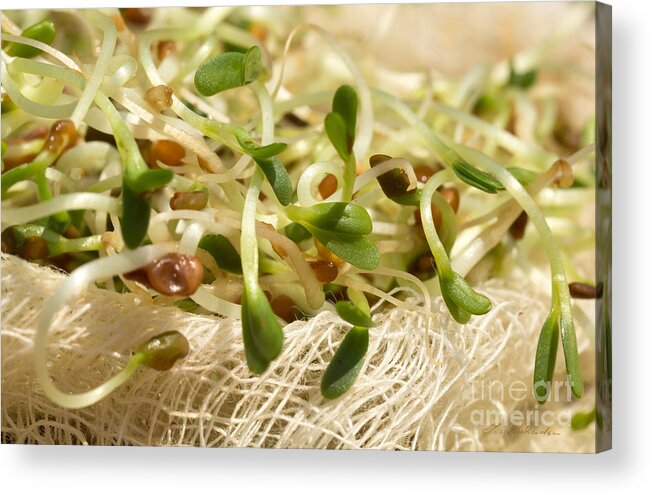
[1,254,594,451]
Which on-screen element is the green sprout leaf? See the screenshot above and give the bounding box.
[236,133,287,160]
[315,233,379,271]
[441,290,471,324]
[194,45,264,96]
[452,160,503,194]
[243,45,265,83]
[533,310,560,404]
[198,234,242,274]
[321,325,368,400]
[560,311,584,398]
[253,155,293,206]
[286,202,372,236]
[336,301,374,328]
[285,202,379,270]
[332,85,357,144]
[241,284,284,374]
[121,183,152,249]
[5,19,56,58]
[324,112,350,161]
[441,271,492,316]
[325,85,359,201]
[325,85,358,160]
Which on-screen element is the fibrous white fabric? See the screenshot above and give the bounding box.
[1,254,594,451]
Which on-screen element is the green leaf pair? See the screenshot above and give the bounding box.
[5,19,56,58]
[533,306,584,403]
[452,159,503,194]
[241,284,284,374]
[440,271,492,324]
[194,46,265,97]
[321,293,373,399]
[285,202,379,270]
[325,85,358,161]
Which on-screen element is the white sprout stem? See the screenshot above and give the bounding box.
[34,243,176,409]
[86,175,123,193]
[70,10,117,127]
[44,167,76,192]
[420,169,456,278]
[1,13,21,34]
[168,208,324,309]
[240,82,274,291]
[9,57,84,88]
[241,169,264,290]
[148,209,236,244]
[178,222,205,255]
[2,193,120,229]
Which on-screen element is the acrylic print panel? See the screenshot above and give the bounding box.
[1,2,611,452]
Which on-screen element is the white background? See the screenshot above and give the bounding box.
[1,0,649,491]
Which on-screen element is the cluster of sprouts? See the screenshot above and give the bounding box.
[1,6,597,412]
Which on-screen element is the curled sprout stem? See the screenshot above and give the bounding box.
[34,243,176,409]
[420,169,491,322]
